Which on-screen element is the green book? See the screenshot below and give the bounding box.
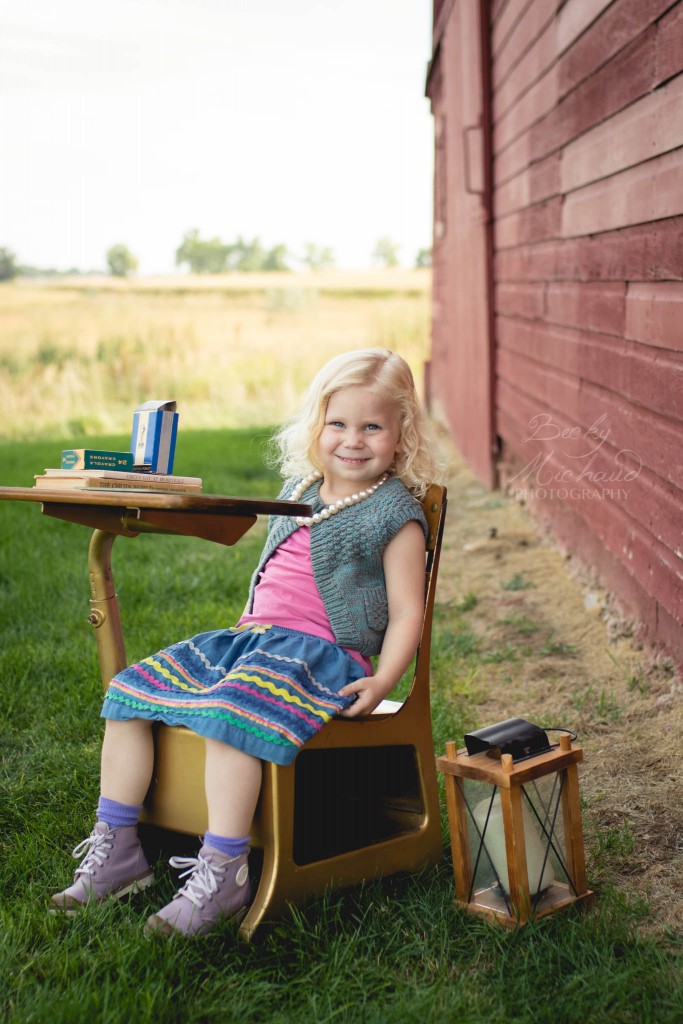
[61,449,135,471]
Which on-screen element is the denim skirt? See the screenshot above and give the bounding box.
[101,623,363,766]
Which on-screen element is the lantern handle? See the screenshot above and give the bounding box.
[542,726,578,742]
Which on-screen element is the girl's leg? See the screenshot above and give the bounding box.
[204,738,262,837]
[100,718,155,805]
[145,740,261,937]
[51,717,155,912]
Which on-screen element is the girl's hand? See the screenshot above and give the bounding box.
[338,675,390,717]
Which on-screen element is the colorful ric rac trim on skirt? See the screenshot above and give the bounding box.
[101,623,363,765]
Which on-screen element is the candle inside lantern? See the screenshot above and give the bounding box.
[473,792,555,896]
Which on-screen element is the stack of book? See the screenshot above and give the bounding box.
[33,469,203,494]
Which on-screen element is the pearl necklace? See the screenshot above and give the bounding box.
[291,470,390,526]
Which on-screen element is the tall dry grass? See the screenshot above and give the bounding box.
[0,270,431,440]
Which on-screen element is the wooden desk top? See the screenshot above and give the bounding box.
[0,486,311,546]
[0,486,309,517]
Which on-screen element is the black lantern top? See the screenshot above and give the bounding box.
[464,718,552,762]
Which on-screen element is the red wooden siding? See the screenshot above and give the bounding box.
[428,0,683,662]
[426,0,496,487]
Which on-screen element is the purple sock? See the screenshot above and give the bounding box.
[204,831,250,858]
[97,796,142,829]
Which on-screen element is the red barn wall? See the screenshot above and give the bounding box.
[427,0,497,487]
[429,0,683,661]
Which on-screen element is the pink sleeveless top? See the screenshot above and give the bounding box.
[237,528,372,675]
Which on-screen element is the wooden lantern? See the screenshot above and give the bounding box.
[437,732,594,926]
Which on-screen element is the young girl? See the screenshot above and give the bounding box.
[51,348,441,937]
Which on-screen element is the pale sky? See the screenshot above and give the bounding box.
[1,0,435,274]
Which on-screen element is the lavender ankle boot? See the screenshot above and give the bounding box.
[145,845,250,937]
[50,822,155,914]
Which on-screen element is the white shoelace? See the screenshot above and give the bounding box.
[71,829,113,878]
[168,853,227,908]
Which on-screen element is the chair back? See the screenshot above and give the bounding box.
[410,482,447,706]
[421,482,446,579]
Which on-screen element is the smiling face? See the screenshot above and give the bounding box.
[316,385,402,496]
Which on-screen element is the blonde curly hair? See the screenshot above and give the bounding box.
[271,348,444,497]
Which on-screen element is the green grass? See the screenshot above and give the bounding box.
[496,614,538,636]
[570,684,624,724]
[1,431,681,1024]
[500,573,536,592]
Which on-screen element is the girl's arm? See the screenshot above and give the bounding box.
[338,519,426,717]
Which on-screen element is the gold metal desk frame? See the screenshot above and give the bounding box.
[0,487,307,684]
[0,483,447,939]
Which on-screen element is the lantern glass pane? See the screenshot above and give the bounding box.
[521,772,578,912]
[460,778,512,912]
[461,770,576,915]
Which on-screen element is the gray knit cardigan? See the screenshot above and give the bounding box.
[246,475,428,656]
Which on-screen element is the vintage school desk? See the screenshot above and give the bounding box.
[0,482,447,938]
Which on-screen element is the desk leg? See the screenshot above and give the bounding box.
[87,530,128,691]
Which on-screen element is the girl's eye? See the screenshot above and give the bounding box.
[329,421,345,428]
[365,423,381,431]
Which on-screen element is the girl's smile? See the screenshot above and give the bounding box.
[317,386,401,499]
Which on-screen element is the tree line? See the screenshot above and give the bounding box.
[0,235,432,281]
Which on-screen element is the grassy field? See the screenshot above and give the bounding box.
[1,429,681,1024]
[0,270,431,440]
